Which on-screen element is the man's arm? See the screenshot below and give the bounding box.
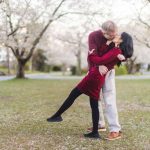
[88,32,98,52]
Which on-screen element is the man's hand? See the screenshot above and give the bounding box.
[117,54,125,61]
[99,65,108,75]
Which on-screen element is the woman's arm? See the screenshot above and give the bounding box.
[88,47,122,65]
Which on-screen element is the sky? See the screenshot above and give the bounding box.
[112,0,149,21]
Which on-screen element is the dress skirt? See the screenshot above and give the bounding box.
[76,67,105,100]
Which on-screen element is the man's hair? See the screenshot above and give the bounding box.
[102,20,117,33]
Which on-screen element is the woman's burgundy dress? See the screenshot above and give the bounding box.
[76,47,121,100]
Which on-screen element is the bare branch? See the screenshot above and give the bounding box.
[52,0,67,17]
[20,48,26,56]
[5,44,17,57]
[7,26,19,36]
[57,36,78,45]
[138,15,150,29]
[24,0,68,62]
[25,18,53,61]
[137,1,150,29]
[134,35,150,48]
[15,0,32,29]
[5,1,19,46]
[32,10,46,23]
[0,0,4,4]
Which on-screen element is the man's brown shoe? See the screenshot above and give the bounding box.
[105,131,122,141]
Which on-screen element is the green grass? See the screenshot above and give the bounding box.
[0,79,150,150]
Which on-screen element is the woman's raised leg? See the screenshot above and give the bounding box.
[47,87,82,122]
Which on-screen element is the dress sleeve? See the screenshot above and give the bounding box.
[88,48,121,65]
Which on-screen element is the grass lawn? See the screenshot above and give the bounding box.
[0,79,150,150]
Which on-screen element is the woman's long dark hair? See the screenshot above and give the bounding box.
[120,32,134,58]
[117,32,134,67]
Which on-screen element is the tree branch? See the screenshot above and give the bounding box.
[137,1,150,29]
[138,15,150,29]
[52,0,67,17]
[5,1,19,46]
[134,35,150,48]
[24,0,68,62]
[5,44,17,58]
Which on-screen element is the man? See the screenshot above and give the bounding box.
[87,20,122,140]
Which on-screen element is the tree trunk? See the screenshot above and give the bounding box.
[29,56,33,72]
[6,47,11,75]
[76,48,82,75]
[77,55,81,75]
[16,60,26,78]
[126,57,137,74]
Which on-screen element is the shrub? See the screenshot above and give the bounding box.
[115,65,128,75]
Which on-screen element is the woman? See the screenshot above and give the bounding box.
[47,32,133,139]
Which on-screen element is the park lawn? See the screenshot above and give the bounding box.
[0,79,149,150]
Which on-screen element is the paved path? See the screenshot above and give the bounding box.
[0,73,150,81]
